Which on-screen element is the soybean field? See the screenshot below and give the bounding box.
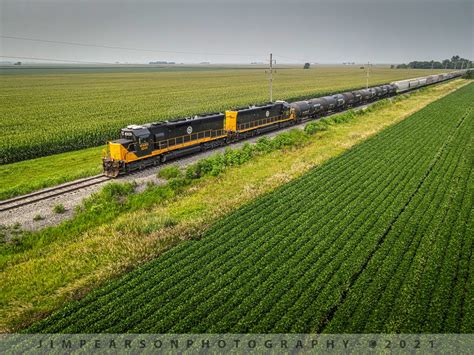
[27,83,473,333]
[0,66,450,164]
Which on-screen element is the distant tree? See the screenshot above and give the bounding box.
[396,55,471,70]
[390,64,395,69]
[14,61,22,65]
[303,63,310,69]
[464,69,474,79]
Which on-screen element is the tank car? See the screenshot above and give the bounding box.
[332,94,345,109]
[321,96,337,111]
[341,92,356,107]
[289,101,311,120]
[307,98,328,115]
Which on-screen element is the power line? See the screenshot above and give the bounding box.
[1,35,320,66]
[2,35,320,64]
[0,55,114,65]
[1,35,267,59]
[273,54,311,63]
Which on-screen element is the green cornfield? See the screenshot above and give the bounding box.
[1,66,450,164]
[26,83,473,333]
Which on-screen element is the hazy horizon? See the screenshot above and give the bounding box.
[1,0,472,65]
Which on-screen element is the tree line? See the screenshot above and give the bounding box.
[395,55,472,69]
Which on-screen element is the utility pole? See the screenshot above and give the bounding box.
[431,61,434,70]
[366,62,370,89]
[268,53,276,102]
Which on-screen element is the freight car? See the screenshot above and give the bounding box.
[103,70,466,177]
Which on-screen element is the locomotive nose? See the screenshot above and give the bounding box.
[102,158,121,177]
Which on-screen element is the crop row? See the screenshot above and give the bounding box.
[324,108,473,333]
[26,83,473,333]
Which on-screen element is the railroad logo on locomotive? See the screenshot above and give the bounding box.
[187,126,193,135]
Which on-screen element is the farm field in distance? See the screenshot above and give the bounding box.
[26,82,473,334]
[0,65,452,164]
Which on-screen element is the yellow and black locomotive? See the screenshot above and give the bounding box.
[103,101,293,176]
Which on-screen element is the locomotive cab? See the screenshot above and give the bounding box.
[103,125,152,177]
[120,126,153,157]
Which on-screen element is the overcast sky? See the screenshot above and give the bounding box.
[0,0,472,64]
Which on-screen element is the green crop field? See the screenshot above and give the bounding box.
[0,66,451,164]
[26,83,473,333]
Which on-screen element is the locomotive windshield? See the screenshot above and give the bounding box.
[121,131,133,139]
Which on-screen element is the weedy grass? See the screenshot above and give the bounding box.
[52,204,66,214]
[157,165,182,180]
[25,81,473,334]
[0,79,468,332]
[0,146,102,200]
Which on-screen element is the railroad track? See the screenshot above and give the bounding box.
[0,175,110,212]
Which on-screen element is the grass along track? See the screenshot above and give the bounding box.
[0,175,109,212]
[26,83,473,333]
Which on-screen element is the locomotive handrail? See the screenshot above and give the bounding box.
[237,114,285,131]
[155,129,226,150]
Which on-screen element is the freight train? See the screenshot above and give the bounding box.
[103,70,465,177]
